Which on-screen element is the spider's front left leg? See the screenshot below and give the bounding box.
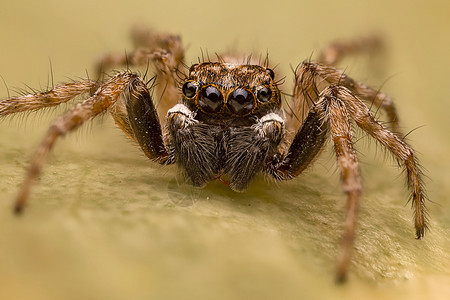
[273,81,427,282]
[324,85,427,280]
[13,72,168,213]
[272,86,364,282]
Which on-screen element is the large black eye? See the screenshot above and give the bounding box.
[198,85,224,113]
[257,86,272,103]
[182,81,198,98]
[227,88,255,115]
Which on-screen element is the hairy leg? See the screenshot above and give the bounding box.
[333,86,427,238]
[95,28,183,75]
[324,84,426,280]
[0,80,97,116]
[273,86,361,282]
[129,26,184,64]
[272,104,329,179]
[124,76,169,163]
[95,28,184,119]
[291,62,401,136]
[13,72,152,213]
[277,78,426,281]
[319,87,362,283]
[317,34,383,66]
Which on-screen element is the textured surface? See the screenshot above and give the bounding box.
[1,0,449,299]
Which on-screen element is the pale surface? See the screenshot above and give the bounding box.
[0,1,449,299]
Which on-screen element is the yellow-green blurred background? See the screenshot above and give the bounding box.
[1,0,449,299]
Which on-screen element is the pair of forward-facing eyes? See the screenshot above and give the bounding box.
[181,81,274,115]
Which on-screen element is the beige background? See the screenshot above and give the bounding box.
[0,0,449,299]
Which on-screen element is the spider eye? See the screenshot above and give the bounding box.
[257,86,272,103]
[227,88,255,115]
[266,68,275,80]
[198,85,224,113]
[182,81,198,98]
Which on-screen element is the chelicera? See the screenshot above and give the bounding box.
[0,28,427,282]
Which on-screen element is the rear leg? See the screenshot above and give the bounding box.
[95,28,185,118]
[129,26,184,64]
[291,62,401,137]
[317,34,383,66]
[287,35,390,131]
[95,27,184,75]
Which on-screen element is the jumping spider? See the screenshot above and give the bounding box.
[0,28,427,282]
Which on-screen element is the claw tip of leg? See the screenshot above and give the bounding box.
[335,273,348,284]
[415,228,425,239]
[13,204,24,215]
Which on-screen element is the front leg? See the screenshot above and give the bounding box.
[13,72,147,213]
[272,87,361,283]
[274,83,427,282]
[271,106,329,180]
[123,76,169,164]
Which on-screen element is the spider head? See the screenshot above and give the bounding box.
[181,62,281,125]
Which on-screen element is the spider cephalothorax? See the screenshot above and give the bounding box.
[164,62,285,190]
[0,28,427,282]
[181,62,281,125]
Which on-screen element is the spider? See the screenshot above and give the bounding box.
[0,28,427,282]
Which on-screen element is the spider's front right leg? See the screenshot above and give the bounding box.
[110,75,170,164]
